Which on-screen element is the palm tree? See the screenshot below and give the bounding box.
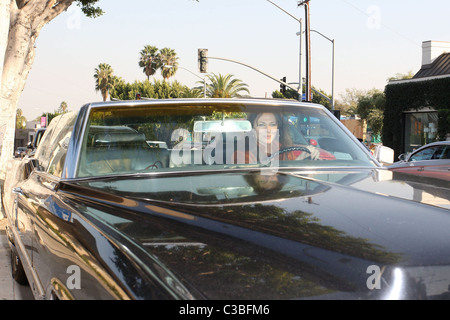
[94,63,115,101]
[138,45,160,80]
[158,47,179,81]
[57,101,68,114]
[204,73,250,98]
[181,87,204,98]
[15,108,26,129]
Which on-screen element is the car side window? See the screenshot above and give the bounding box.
[34,118,62,170]
[34,112,76,177]
[409,146,443,161]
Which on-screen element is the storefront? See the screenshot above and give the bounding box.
[383,41,450,158]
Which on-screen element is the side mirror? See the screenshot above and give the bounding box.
[398,153,406,161]
[374,145,394,166]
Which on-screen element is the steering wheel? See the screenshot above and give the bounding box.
[268,146,311,161]
[145,161,164,170]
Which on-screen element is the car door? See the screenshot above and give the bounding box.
[28,114,76,298]
[8,161,36,289]
[21,112,77,298]
[13,181,35,270]
[13,168,48,297]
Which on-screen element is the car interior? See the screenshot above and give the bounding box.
[74,104,375,178]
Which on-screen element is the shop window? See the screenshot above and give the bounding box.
[404,111,438,153]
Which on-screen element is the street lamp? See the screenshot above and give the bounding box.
[310,29,335,110]
[298,0,311,102]
[266,0,303,101]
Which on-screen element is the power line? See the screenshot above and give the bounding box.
[339,0,420,47]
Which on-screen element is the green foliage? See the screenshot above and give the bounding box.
[271,86,332,110]
[311,87,332,109]
[204,73,250,98]
[387,71,414,81]
[57,101,69,114]
[366,108,384,138]
[356,90,385,120]
[271,90,285,99]
[15,109,26,129]
[438,109,450,142]
[138,45,179,81]
[356,89,385,137]
[272,88,300,101]
[40,111,64,126]
[181,87,204,98]
[76,0,104,18]
[383,77,450,156]
[110,79,189,100]
[159,47,179,80]
[336,88,366,117]
[94,63,115,101]
[139,45,160,80]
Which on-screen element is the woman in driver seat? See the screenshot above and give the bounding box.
[232,112,320,164]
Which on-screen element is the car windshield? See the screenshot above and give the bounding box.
[76,101,376,178]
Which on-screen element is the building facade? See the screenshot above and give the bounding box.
[383,40,450,158]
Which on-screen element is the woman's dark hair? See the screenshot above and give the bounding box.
[247,112,283,128]
[247,112,293,146]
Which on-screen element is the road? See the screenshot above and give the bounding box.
[0,218,34,300]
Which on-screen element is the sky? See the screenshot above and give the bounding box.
[18,0,450,121]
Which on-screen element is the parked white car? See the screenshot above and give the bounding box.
[388,141,450,181]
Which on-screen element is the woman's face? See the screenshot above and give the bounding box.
[253,174,280,191]
[255,113,278,145]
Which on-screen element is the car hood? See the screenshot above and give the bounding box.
[61,168,450,299]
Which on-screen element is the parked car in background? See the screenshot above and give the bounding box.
[31,127,46,149]
[2,98,450,300]
[388,141,450,181]
[26,128,46,156]
[14,147,27,158]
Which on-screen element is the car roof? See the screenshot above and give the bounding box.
[85,98,324,109]
[409,141,450,157]
[414,141,450,150]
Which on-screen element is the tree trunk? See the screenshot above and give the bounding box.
[0,8,37,180]
[0,1,10,214]
[0,1,75,180]
[0,0,9,87]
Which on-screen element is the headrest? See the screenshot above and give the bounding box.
[93,132,146,146]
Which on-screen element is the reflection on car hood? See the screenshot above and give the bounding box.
[61,168,450,299]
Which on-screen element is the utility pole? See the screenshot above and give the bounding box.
[298,0,311,102]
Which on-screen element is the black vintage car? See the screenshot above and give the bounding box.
[2,99,450,300]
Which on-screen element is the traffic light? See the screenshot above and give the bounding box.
[280,77,286,94]
[135,92,141,100]
[198,48,208,73]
